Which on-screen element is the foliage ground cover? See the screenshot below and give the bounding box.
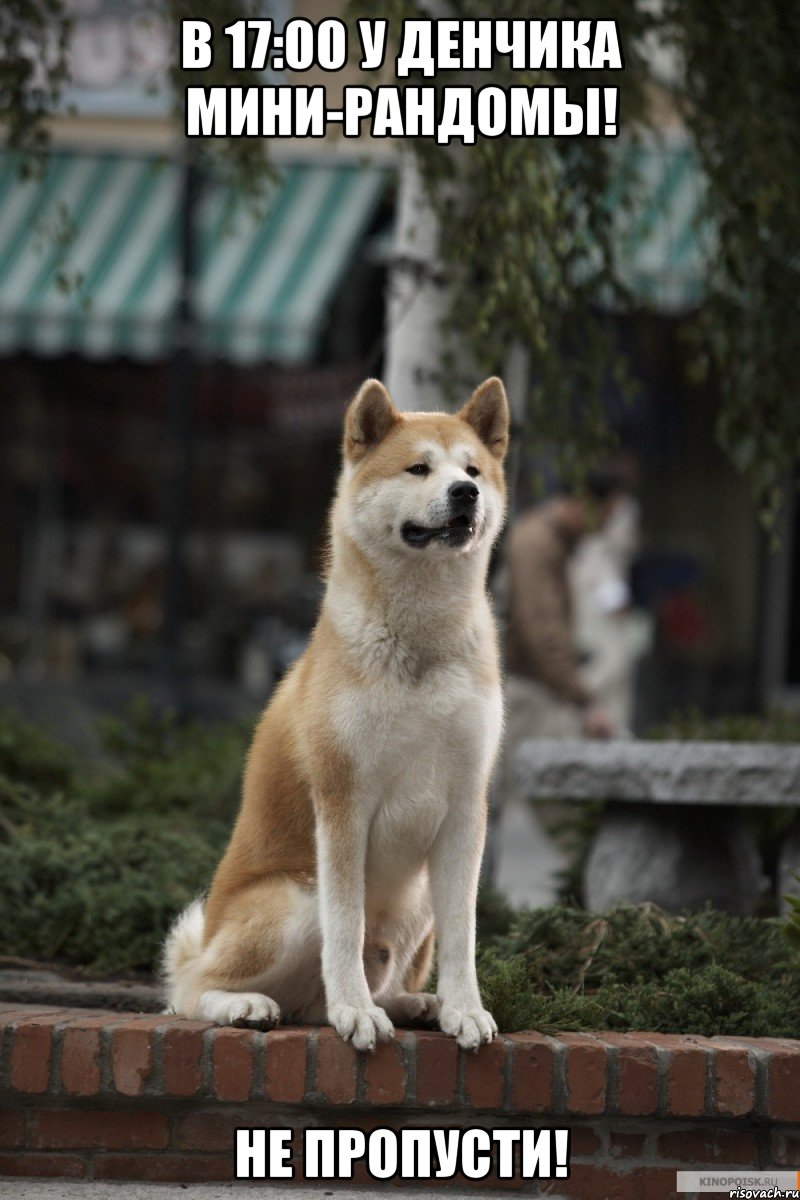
[476,890,800,1038]
[1,703,799,1036]
[0,701,247,975]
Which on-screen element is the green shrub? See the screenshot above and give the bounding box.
[0,811,226,974]
[90,697,248,820]
[475,902,800,1037]
[478,958,800,1040]
[0,701,246,975]
[785,873,800,954]
[648,706,800,743]
[0,707,74,791]
[493,903,795,989]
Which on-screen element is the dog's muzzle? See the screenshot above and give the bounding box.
[401,482,480,548]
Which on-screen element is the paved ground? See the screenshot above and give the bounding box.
[1,1183,562,1199]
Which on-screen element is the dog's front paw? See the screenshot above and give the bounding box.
[438,1002,497,1050]
[329,1003,394,1051]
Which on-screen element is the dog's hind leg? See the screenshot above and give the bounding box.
[198,988,281,1028]
[165,876,322,1027]
[403,925,436,993]
[380,925,440,1026]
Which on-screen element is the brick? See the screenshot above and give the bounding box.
[641,1166,683,1200]
[64,1007,125,1020]
[0,1106,25,1148]
[560,1163,640,1200]
[569,1125,603,1156]
[0,1152,86,1178]
[61,1012,121,1031]
[666,1044,708,1118]
[562,1033,606,1116]
[176,1110,239,1153]
[456,1168,524,1193]
[110,1028,152,1096]
[741,1036,800,1053]
[609,1131,647,1159]
[349,1157,390,1189]
[508,1033,555,1113]
[162,1022,207,1097]
[264,1029,308,1103]
[363,1035,407,1105]
[9,1016,63,1093]
[712,1047,755,1117]
[314,1029,358,1104]
[61,1026,103,1097]
[771,1128,800,1166]
[94,1153,231,1183]
[415,1032,458,1106]
[0,1006,65,1026]
[464,1036,505,1110]
[712,1035,782,1052]
[211,1027,254,1102]
[658,1127,758,1165]
[329,1113,393,1135]
[769,1048,800,1122]
[602,1034,658,1116]
[31,1109,169,1151]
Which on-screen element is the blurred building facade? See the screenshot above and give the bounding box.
[0,0,792,725]
[0,0,395,704]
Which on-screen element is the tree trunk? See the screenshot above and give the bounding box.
[383,152,452,412]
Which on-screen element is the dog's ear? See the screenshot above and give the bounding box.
[459,377,509,460]
[344,379,400,462]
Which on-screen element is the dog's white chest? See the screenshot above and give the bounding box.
[333,662,501,885]
[336,661,496,776]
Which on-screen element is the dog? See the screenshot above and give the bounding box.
[163,376,509,1051]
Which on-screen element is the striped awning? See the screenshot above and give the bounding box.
[0,152,388,364]
[611,134,711,313]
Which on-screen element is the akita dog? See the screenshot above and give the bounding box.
[163,376,509,1051]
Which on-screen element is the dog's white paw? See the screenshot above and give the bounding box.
[384,992,440,1025]
[199,989,281,1028]
[438,1002,497,1050]
[329,1003,394,1051]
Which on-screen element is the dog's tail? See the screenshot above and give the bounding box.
[161,898,206,1015]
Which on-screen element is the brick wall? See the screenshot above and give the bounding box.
[1,1004,799,1197]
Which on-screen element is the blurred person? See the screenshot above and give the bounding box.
[488,469,628,908]
[570,489,653,733]
[503,468,627,744]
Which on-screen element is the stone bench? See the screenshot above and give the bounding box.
[516,740,800,914]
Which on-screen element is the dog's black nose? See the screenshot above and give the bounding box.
[448,480,479,508]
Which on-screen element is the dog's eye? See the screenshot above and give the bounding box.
[466,465,480,478]
[406,463,430,476]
